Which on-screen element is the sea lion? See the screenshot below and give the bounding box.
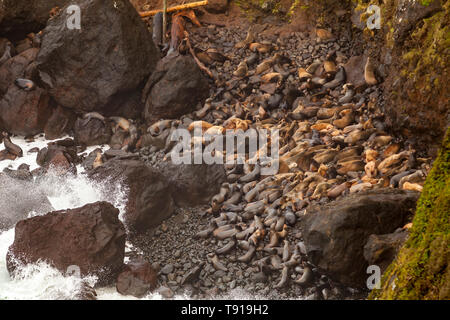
[14,78,36,91]
[83,112,105,123]
[2,132,23,157]
[92,152,103,169]
[233,61,248,78]
[364,57,378,85]
[274,266,289,289]
[109,116,130,132]
[294,266,313,286]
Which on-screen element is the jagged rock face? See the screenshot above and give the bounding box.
[88,159,175,233]
[159,161,227,208]
[143,53,210,122]
[0,85,52,136]
[0,0,72,40]
[44,105,77,140]
[0,48,38,95]
[35,0,159,115]
[363,230,408,274]
[7,201,126,285]
[73,117,112,147]
[300,188,420,288]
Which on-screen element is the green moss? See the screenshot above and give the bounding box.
[370,128,450,300]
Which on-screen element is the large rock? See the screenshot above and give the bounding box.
[363,229,408,274]
[343,55,366,90]
[0,173,54,231]
[7,201,126,285]
[88,159,175,233]
[44,105,77,140]
[73,117,112,147]
[36,0,159,116]
[0,48,38,95]
[143,53,209,122]
[159,161,227,208]
[0,0,71,40]
[300,188,420,287]
[36,139,79,174]
[0,84,52,136]
[116,261,157,298]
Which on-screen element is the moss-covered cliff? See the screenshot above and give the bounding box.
[351,0,449,156]
[370,127,449,300]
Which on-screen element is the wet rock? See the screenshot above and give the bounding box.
[73,117,111,147]
[159,161,226,207]
[0,0,71,40]
[116,261,158,298]
[36,141,79,173]
[0,85,51,136]
[36,0,159,115]
[88,159,175,233]
[363,229,408,274]
[0,173,54,230]
[0,48,39,95]
[143,53,209,122]
[7,201,126,285]
[300,188,420,287]
[44,105,77,140]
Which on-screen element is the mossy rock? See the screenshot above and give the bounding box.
[370,128,450,300]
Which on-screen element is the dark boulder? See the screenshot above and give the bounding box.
[7,201,126,285]
[0,48,38,95]
[74,117,112,147]
[159,161,227,208]
[88,159,175,233]
[364,229,409,274]
[116,260,157,298]
[36,139,79,174]
[0,0,71,40]
[143,53,209,122]
[44,105,77,140]
[343,55,366,90]
[35,0,159,116]
[300,188,420,287]
[0,84,52,136]
[0,173,54,231]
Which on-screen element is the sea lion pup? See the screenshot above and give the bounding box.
[14,78,36,91]
[339,83,355,104]
[364,57,378,85]
[109,116,130,132]
[82,112,105,123]
[2,132,23,157]
[92,152,103,169]
[323,50,337,79]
